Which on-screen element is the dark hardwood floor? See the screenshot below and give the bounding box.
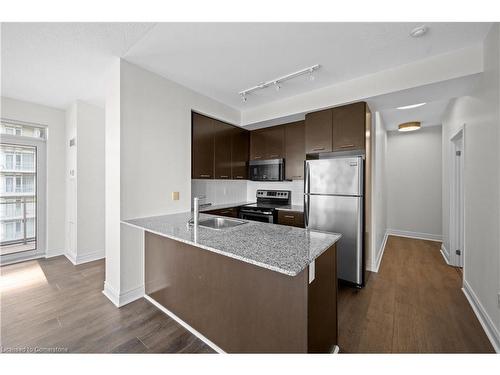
[1,236,494,353]
[338,235,494,353]
[0,256,214,353]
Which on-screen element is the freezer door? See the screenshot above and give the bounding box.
[305,194,363,285]
[305,157,363,196]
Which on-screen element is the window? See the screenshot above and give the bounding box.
[15,154,22,169]
[5,177,13,193]
[15,176,22,193]
[22,153,34,170]
[23,175,34,193]
[5,154,13,169]
[1,122,45,139]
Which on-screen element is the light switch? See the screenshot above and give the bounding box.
[172,192,179,201]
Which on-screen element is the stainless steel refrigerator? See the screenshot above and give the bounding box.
[304,156,364,287]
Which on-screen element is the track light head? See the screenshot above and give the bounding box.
[274,82,281,92]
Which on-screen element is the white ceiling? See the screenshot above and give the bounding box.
[1,22,156,109]
[1,22,492,111]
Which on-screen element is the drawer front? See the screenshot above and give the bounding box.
[277,210,304,228]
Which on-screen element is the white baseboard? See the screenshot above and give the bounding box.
[0,253,44,266]
[65,250,105,265]
[386,229,442,242]
[45,249,65,258]
[440,244,451,265]
[370,231,388,273]
[144,294,226,353]
[102,282,145,308]
[462,279,500,353]
[64,251,77,265]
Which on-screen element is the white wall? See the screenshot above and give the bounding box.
[386,125,442,239]
[370,112,388,270]
[1,96,66,257]
[442,24,500,350]
[65,100,105,264]
[104,59,240,306]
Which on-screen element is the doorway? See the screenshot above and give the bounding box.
[450,127,464,268]
[1,119,47,265]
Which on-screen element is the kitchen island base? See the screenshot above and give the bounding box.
[145,232,337,353]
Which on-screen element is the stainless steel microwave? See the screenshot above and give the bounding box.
[249,159,285,181]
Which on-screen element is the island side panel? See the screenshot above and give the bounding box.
[307,244,337,353]
[145,232,309,353]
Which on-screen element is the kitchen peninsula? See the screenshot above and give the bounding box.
[124,212,341,353]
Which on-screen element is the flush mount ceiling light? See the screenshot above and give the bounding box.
[398,121,421,132]
[239,64,320,102]
[409,25,428,38]
[397,102,426,110]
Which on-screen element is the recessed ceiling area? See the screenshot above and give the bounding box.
[1,22,492,111]
[379,99,450,131]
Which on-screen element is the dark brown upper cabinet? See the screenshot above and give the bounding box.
[192,112,214,179]
[214,120,233,179]
[265,126,285,159]
[284,121,305,180]
[305,109,333,154]
[332,102,366,151]
[250,126,284,160]
[231,128,249,179]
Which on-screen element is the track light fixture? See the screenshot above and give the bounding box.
[238,64,320,102]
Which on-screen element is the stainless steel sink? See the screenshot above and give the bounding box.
[197,217,247,230]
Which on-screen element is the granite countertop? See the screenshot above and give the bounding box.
[123,211,340,277]
[198,201,255,212]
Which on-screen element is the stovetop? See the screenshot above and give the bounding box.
[242,189,292,211]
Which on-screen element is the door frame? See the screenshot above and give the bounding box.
[1,133,47,265]
[449,126,465,268]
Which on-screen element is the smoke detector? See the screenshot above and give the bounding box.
[410,25,428,38]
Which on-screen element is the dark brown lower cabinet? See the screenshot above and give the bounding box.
[203,207,239,218]
[277,210,305,228]
[145,232,337,353]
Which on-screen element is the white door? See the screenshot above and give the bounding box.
[450,128,464,268]
[0,124,47,264]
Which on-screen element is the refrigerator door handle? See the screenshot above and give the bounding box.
[304,193,310,229]
[304,160,310,195]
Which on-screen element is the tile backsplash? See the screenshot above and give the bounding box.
[191,179,247,206]
[191,179,305,208]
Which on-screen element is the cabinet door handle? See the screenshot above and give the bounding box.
[291,175,302,179]
[200,174,211,178]
[236,176,244,179]
[219,175,229,178]
[312,147,325,151]
[254,156,262,159]
[269,154,279,158]
[220,210,230,214]
[284,215,295,219]
[339,144,355,148]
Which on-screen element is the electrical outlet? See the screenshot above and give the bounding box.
[171,192,179,201]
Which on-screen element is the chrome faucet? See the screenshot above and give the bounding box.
[192,195,206,227]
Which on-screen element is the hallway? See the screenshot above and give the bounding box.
[338,235,494,353]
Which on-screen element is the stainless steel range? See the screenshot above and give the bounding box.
[240,190,291,223]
